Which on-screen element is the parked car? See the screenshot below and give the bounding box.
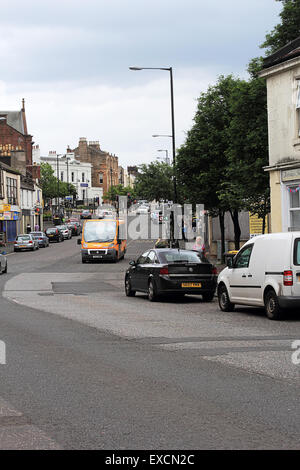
[14,234,39,252]
[56,225,72,239]
[217,232,300,320]
[45,227,64,243]
[0,251,7,274]
[30,231,50,248]
[125,248,217,301]
[67,222,81,236]
[137,205,149,215]
[80,210,92,219]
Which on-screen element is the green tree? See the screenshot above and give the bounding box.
[221,74,270,237]
[103,184,136,205]
[134,161,174,202]
[177,75,245,256]
[40,162,76,203]
[261,0,300,54]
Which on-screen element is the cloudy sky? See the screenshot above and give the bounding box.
[0,0,282,167]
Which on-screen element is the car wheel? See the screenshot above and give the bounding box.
[264,290,283,320]
[148,279,158,302]
[202,292,215,302]
[125,277,136,297]
[218,284,235,312]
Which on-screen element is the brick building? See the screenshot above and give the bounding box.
[72,138,118,197]
[0,100,42,237]
[0,99,38,177]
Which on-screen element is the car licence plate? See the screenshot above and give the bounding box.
[93,255,103,258]
[181,282,202,288]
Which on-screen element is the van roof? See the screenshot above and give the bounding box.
[245,232,300,245]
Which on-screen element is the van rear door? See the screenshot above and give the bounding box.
[292,236,300,296]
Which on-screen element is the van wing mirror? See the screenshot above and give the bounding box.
[77,239,81,245]
[129,260,136,266]
[226,257,233,268]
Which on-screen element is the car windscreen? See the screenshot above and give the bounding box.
[17,235,30,241]
[158,250,203,264]
[83,221,116,243]
[31,232,43,236]
[46,229,57,234]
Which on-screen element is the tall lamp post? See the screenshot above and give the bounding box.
[157,149,169,164]
[56,153,65,214]
[129,66,177,203]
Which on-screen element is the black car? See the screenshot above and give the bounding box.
[45,227,64,243]
[125,248,217,301]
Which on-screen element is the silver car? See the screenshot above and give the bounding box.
[56,225,72,240]
[30,231,50,248]
[14,234,39,252]
[0,251,7,274]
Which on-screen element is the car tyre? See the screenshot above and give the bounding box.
[148,279,158,302]
[125,277,136,297]
[202,292,215,302]
[218,284,235,312]
[264,290,283,320]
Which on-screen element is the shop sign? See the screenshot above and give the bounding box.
[281,168,300,181]
[0,204,11,211]
[3,212,11,220]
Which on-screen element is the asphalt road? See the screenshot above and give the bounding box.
[0,234,300,449]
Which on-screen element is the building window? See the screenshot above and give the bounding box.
[99,172,103,184]
[60,171,64,181]
[0,170,3,199]
[289,186,300,229]
[82,189,86,200]
[296,80,300,137]
[71,172,74,182]
[6,177,18,205]
[82,173,85,182]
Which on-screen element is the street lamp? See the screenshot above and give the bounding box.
[129,66,177,203]
[56,153,65,213]
[157,149,169,164]
[152,134,172,138]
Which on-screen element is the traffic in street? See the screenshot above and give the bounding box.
[0,212,299,449]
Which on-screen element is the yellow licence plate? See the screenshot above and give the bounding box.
[181,282,202,288]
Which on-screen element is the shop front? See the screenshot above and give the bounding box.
[0,204,21,242]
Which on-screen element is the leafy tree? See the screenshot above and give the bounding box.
[177,75,245,256]
[221,74,270,238]
[103,184,136,204]
[40,162,76,203]
[261,0,300,54]
[134,161,174,202]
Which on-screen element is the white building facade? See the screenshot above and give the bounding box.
[36,151,103,205]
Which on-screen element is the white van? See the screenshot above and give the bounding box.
[217,232,300,320]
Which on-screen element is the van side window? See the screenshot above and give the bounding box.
[294,238,300,265]
[234,245,253,269]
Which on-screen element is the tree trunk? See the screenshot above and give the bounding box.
[219,211,225,264]
[230,209,241,250]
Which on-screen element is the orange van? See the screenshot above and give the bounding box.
[78,218,127,263]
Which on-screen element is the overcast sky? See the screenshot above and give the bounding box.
[0,0,282,167]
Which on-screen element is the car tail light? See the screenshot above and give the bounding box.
[283,270,293,286]
[29,241,33,244]
[212,266,218,275]
[159,266,169,275]
[14,241,17,244]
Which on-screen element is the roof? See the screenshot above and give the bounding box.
[0,161,21,176]
[262,36,300,70]
[0,111,25,134]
